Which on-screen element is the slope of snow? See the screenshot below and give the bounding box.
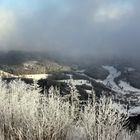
[66,74,73,79]
[0,70,18,78]
[59,79,92,86]
[102,66,121,90]
[119,81,140,93]
[128,106,140,116]
[76,69,86,73]
[102,66,140,95]
[76,70,103,83]
[112,102,127,114]
[0,69,50,80]
[102,66,126,94]
[20,74,50,80]
[102,66,140,116]
[23,61,38,67]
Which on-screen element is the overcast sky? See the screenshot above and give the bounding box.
[0,0,139,58]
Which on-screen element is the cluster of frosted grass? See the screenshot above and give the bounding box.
[0,79,138,140]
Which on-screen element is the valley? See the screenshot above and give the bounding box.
[1,56,140,116]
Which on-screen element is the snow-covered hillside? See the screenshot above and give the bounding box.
[19,74,50,80]
[102,66,140,95]
[1,64,140,116]
[0,69,50,80]
[119,81,140,93]
[0,70,18,78]
[101,66,140,116]
[102,66,121,91]
[23,61,38,67]
[59,79,92,87]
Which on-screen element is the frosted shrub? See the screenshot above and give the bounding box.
[0,79,139,140]
[37,86,76,139]
[81,93,127,140]
[0,79,41,139]
[0,79,76,140]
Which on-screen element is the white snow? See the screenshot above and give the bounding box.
[119,81,140,93]
[23,61,38,67]
[102,65,140,115]
[0,70,18,78]
[102,66,126,94]
[59,79,92,86]
[85,90,92,94]
[102,66,121,90]
[128,106,140,116]
[66,74,73,79]
[76,69,86,73]
[112,102,127,114]
[19,74,50,80]
[76,71,103,84]
[0,69,50,80]
[102,66,140,95]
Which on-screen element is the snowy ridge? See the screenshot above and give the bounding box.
[0,70,18,78]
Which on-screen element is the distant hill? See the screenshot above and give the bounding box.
[0,51,71,75]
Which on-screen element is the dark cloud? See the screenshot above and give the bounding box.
[0,0,140,59]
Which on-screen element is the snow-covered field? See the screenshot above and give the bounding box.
[0,69,50,80]
[119,81,140,93]
[19,74,50,80]
[128,106,140,116]
[102,66,121,91]
[101,66,140,115]
[59,79,92,87]
[100,66,140,95]
[75,65,140,116]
